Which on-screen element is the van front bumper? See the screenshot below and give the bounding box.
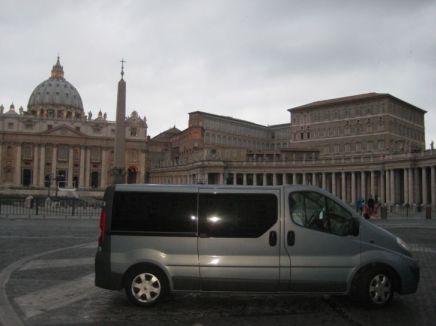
[399,258,420,295]
[95,250,123,290]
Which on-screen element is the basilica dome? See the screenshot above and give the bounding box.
[28,57,84,118]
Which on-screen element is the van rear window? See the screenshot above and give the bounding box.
[112,192,197,235]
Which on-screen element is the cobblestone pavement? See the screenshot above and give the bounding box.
[0,218,435,326]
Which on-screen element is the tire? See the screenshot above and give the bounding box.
[124,266,169,307]
[353,267,394,307]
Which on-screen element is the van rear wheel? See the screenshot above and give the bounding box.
[125,267,168,306]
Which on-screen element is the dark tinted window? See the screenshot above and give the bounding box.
[112,192,197,234]
[289,191,352,236]
[199,193,277,238]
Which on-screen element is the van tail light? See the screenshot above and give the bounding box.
[98,208,107,246]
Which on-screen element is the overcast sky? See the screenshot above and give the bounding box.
[1,0,435,143]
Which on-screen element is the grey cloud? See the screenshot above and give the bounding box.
[0,0,435,144]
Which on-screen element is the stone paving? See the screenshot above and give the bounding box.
[0,218,435,326]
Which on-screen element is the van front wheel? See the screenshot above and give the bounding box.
[354,267,394,307]
[125,267,168,306]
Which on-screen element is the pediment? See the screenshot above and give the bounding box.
[40,124,86,137]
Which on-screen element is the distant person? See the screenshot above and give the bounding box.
[367,196,375,213]
[356,198,364,214]
[363,202,371,220]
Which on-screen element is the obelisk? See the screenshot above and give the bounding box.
[112,59,127,184]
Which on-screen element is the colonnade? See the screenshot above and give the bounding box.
[0,143,144,190]
[152,166,436,208]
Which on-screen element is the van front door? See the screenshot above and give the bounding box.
[284,190,360,293]
[198,188,280,291]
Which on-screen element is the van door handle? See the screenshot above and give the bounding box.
[269,231,277,246]
[287,231,295,246]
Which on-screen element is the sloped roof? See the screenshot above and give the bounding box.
[288,92,426,113]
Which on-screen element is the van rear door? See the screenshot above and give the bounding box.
[197,187,280,292]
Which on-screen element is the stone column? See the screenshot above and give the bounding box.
[51,145,57,178]
[219,173,224,185]
[341,172,346,201]
[386,169,390,205]
[79,147,85,188]
[322,172,326,190]
[273,173,277,186]
[85,147,91,188]
[390,169,395,204]
[303,173,307,185]
[243,173,247,185]
[39,145,46,186]
[312,173,316,186]
[408,168,414,205]
[403,168,409,204]
[291,173,295,184]
[351,172,356,204]
[139,151,146,183]
[32,145,39,186]
[101,149,108,188]
[0,143,2,183]
[380,170,385,204]
[68,147,74,188]
[361,171,366,200]
[370,171,375,197]
[233,173,237,185]
[14,144,22,185]
[332,172,336,195]
[263,173,267,186]
[422,167,427,205]
[415,168,421,204]
[431,166,436,209]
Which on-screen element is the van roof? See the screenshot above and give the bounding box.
[113,183,326,193]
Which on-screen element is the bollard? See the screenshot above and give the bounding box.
[426,206,432,219]
[72,199,76,217]
[381,206,387,220]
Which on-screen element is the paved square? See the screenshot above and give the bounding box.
[1,218,435,326]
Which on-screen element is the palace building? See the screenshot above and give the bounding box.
[1,58,436,210]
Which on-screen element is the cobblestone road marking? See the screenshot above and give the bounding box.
[20,257,93,271]
[0,242,93,326]
[14,273,104,319]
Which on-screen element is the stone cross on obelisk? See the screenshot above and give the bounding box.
[112,59,127,184]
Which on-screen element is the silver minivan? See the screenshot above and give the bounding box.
[95,184,419,307]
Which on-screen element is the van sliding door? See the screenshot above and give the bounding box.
[197,188,280,292]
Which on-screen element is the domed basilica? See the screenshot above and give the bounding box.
[0,57,148,194]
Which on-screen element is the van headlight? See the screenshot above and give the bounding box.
[397,237,411,253]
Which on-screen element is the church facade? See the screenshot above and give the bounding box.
[0,58,147,196]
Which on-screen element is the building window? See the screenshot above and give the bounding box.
[130,127,137,136]
[91,147,101,162]
[22,144,33,160]
[300,133,304,140]
[57,146,69,161]
[8,122,14,129]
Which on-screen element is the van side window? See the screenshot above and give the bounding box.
[199,193,277,238]
[112,192,197,234]
[289,192,352,236]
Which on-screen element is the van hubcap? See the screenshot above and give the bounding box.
[131,273,161,303]
[369,274,391,304]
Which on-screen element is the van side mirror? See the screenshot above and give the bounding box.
[350,218,360,236]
